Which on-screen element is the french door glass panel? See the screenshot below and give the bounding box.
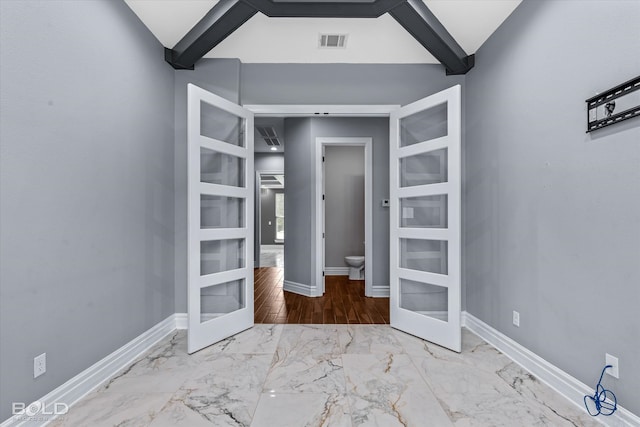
[400,239,448,275]
[200,195,245,229]
[400,102,448,146]
[200,101,245,147]
[188,84,254,354]
[400,195,448,228]
[390,85,461,352]
[200,239,245,276]
[399,148,448,187]
[200,147,245,187]
[399,279,448,322]
[200,280,246,323]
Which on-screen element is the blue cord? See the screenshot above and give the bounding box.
[584,365,617,416]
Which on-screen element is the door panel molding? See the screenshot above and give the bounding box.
[187,83,254,354]
[389,85,461,352]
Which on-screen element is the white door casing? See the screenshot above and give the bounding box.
[389,85,462,352]
[187,84,254,354]
[315,137,373,297]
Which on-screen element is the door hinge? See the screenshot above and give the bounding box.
[322,233,325,238]
[322,194,325,200]
[322,271,325,276]
[322,156,325,162]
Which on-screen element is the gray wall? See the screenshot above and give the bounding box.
[324,146,365,268]
[260,188,283,245]
[283,119,313,285]
[284,118,391,290]
[0,0,175,421]
[174,59,241,312]
[241,63,463,106]
[255,153,285,172]
[465,0,640,415]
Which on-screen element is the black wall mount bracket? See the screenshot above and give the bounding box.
[586,75,640,132]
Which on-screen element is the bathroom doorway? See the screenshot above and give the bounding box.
[316,137,373,297]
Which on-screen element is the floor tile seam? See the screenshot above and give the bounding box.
[254,391,346,396]
[98,369,196,395]
[403,347,456,424]
[151,392,184,424]
[95,390,181,395]
[63,391,175,426]
[338,353,357,427]
[247,328,285,426]
[213,353,280,360]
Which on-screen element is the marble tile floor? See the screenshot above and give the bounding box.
[51,326,600,427]
[259,245,284,268]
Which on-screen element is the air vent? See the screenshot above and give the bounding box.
[256,126,281,146]
[260,174,284,189]
[319,34,348,49]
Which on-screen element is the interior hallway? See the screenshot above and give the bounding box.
[254,267,390,324]
[258,245,284,268]
[50,325,599,426]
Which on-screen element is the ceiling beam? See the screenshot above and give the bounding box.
[165,0,258,69]
[388,0,474,75]
[246,0,405,18]
[165,0,474,75]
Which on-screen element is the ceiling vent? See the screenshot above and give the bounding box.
[256,126,281,146]
[319,34,348,49]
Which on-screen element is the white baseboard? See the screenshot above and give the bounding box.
[7,310,636,427]
[324,267,349,276]
[462,312,639,427]
[369,285,390,297]
[1,314,181,427]
[175,313,187,330]
[283,280,315,297]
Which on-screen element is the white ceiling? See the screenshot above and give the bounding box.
[124,0,521,64]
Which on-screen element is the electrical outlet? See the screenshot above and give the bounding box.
[34,353,46,378]
[512,310,520,327]
[605,353,619,379]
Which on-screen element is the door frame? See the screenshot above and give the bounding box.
[254,169,285,268]
[315,137,373,297]
[245,104,399,297]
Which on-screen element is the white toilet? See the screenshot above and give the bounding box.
[344,256,365,280]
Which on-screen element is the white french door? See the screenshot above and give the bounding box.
[187,84,254,354]
[389,85,461,352]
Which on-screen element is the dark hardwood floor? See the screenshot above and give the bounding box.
[254,267,390,324]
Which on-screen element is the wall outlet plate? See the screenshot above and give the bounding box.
[381,199,390,207]
[605,353,619,378]
[34,353,46,378]
[512,310,520,327]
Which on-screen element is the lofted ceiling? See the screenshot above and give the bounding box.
[124,0,521,64]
